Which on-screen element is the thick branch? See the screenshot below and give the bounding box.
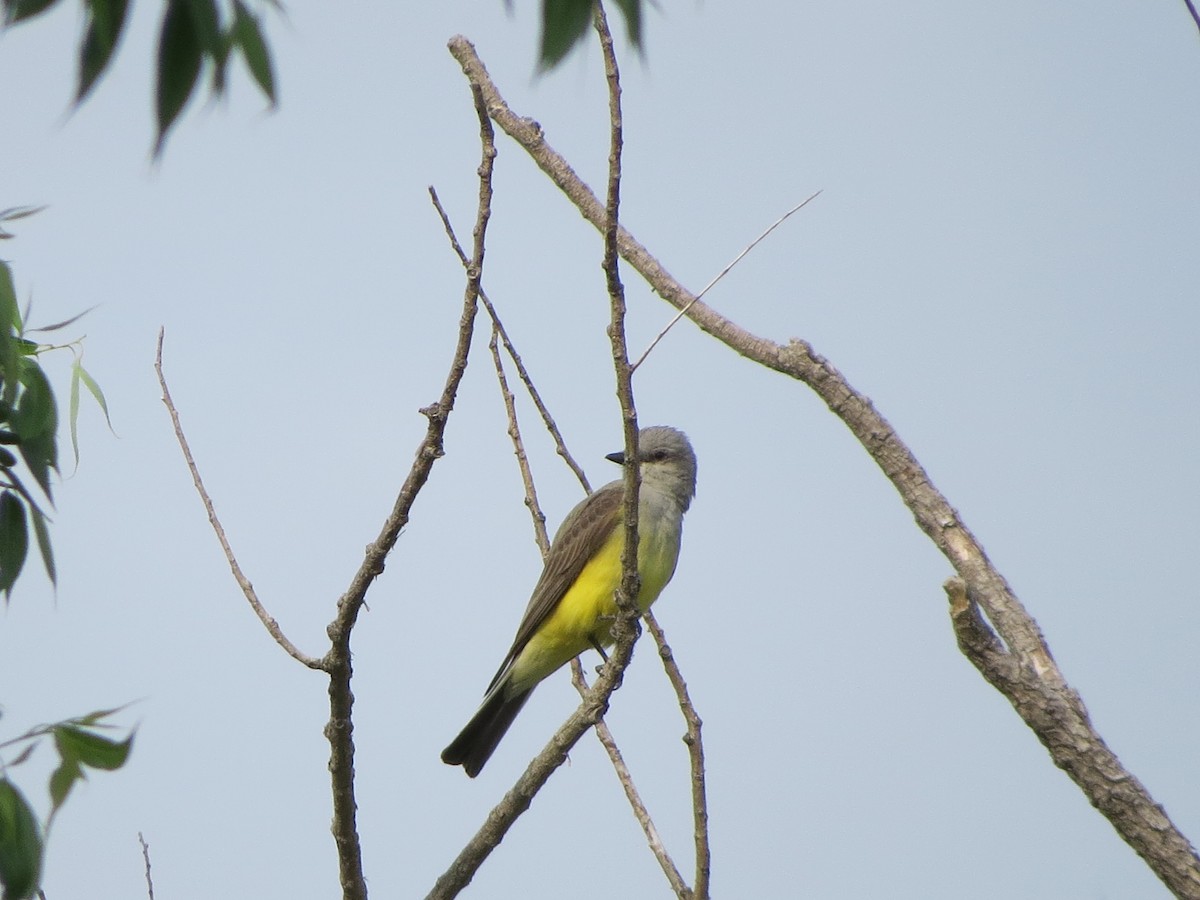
[447,34,1200,897]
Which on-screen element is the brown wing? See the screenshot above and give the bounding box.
[484,481,623,693]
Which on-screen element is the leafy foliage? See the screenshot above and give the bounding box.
[0,709,135,900]
[1,0,278,155]
[0,780,41,900]
[0,207,112,599]
[537,0,644,70]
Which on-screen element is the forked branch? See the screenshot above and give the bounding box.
[447,33,1200,898]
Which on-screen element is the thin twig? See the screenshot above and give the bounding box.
[1184,0,1200,37]
[155,328,322,670]
[571,659,692,898]
[631,191,821,372]
[138,832,155,900]
[487,298,592,495]
[488,321,550,553]
[428,187,592,495]
[645,610,710,897]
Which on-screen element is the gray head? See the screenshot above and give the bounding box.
[605,425,697,512]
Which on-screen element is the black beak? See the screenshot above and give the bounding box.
[605,450,625,465]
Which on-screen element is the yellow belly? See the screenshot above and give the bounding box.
[507,521,679,695]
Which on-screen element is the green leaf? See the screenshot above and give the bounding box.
[2,0,59,26]
[0,779,42,900]
[69,360,81,468]
[0,207,47,239]
[0,491,29,598]
[6,743,37,769]
[184,0,223,58]
[54,726,134,772]
[15,429,55,500]
[0,262,19,408]
[11,362,57,499]
[612,0,643,52]
[0,470,47,522]
[0,206,45,223]
[76,363,113,431]
[74,705,133,727]
[155,0,204,156]
[46,757,81,820]
[28,504,54,587]
[233,0,276,105]
[0,256,19,330]
[10,361,54,443]
[25,304,97,334]
[539,0,595,71]
[69,361,114,470]
[76,0,131,103]
[48,725,133,823]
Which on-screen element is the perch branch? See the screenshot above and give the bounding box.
[571,657,692,898]
[645,610,710,898]
[427,629,642,898]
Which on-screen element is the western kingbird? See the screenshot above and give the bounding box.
[441,425,697,777]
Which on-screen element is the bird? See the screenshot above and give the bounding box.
[441,425,698,777]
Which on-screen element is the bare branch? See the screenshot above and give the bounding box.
[488,301,592,495]
[571,658,693,898]
[488,321,550,553]
[593,2,641,636]
[447,34,1200,897]
[138,832,155,900]
[645,610,710,898]
[155,328,322,670]
[429,19,652,896]
[428,186,592,495]
[427,637,639,899]
[1184,0,1200,37]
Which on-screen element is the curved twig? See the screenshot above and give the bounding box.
[155,328,322,671]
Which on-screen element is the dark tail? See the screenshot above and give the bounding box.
[441,685,534,778]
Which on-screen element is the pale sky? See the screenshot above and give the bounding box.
[2,2,1199,897]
